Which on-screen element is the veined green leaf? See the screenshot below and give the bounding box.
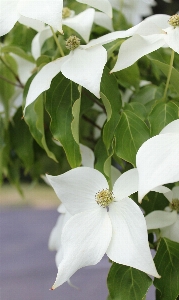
[1,46,35,63]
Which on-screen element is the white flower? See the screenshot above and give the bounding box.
[46,167,159,289]
[76,0,112,18]
[136,119,179,203]
[110,13,179,72]
[109,0,156,25]
[145,186,179,243]
[0,0,63,36]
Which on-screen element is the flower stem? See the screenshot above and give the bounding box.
[0,74,23,88]
[50,27,64,57]
[163,49,175,100]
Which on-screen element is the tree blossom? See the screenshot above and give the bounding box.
[136,119,179,203]
[145,186,179,243]
[46,167,159,289]
[76,0,112,18]
[110,13,179,72]
[109,0,156,25]
[0,0,63,36]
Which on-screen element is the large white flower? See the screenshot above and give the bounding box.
[46,167,159,289]
[145,186,179,243]
[0,0,63,36]
[109,0,156,25]
[110,13,179,72]
[136,119,179,203]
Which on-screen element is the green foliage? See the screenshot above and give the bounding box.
[107,263,152,300]
[154,238,179,300]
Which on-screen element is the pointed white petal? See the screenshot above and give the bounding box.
[57,203,67,213]
[76,0,112,18]
[80,144,95,168]
[31,27,52,60]
[0,0,19,36]
[46,167,109,215]
[137,134,179,202]
[161,215,179,243]
[113,168,138,201]
[160,119,179,134]
[48,211,71,251]
[24,57,67,111]
[63,8,95,43]
[164,27,179,54]
[145,210,177,230]
[111,34,165,72]
[18,0,63,32]
[55,247,63,267]
[107,198,160,277]
[94,12,114,32]
[61,46,107,98]
[172,186,179,200]
[111,166,121,187]
[51,208,112,289]
[18,16,45,32]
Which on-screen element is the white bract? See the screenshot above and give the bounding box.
[76,0,112,18]
[136,119,179,203]
[0,0,63,36]
[109,0,156,25]
[110,13,179,72]
[145,186,179,243]
[46,167,159,289]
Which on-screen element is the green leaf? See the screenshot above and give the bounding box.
[45,73,81,168]
[141,191,169,215]
[147,55,179,95]
[107,263,152,300]
[24,95,57,162]
[154,238,179,300]
[1,46,35,63]
[149,101,179,136]
[124,102,147,121]
[10,107,34,171]
[100,67,122,150]
[115,63,140,89]
[115,110,150,166]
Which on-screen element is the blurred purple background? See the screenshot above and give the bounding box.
[0,208,155,300]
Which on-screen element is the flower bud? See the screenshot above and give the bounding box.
[62,7,71,19]
[65,35,80,51]
[168,14,179,28]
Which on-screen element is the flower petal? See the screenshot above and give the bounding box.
[61,46,107,98]
[18,0,63,32]
[164,27,179,54]
[18,15,45,32]
[48,210,71,251]
[111,34,165,72]
[77,0,113,18]
[160,215,179,243]
[63,8,95,43]
[51,208,112,289]
[137,133,179,203]
[111,166,121,187]
[46,167,109,215]
[151,186,173,202]
[80,144,95,168]
[172,186,179,200]
[107,198,160,277]
[31,26,52,60]
[0,0,19,36]
[24,57,67,112]
[145,210,177,230]
[94,12,114,32]
[160,119,179,134]
[113,168,139,201]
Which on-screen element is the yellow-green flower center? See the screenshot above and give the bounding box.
[95,189,114,207]
[168,14,179,28]
[66,36,80,51]
[62,7,71,19]
[169,199,179,212]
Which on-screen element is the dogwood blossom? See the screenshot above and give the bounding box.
[109,0,156,25]
[145,186,179,243]
[0,0,63,36]
[136,119,179,203]
[110,13,179,72]
[46,167,159,289]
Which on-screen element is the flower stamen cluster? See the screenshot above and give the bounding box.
[168,14,179,28]
[62,7,71,19]
[169,199,179,212]
[95,189,114,207]
[65,36,80,51]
